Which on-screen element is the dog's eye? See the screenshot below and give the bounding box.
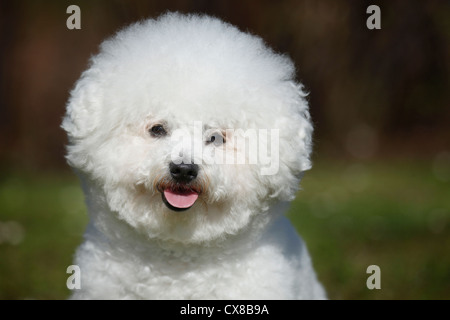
[149,124,167,137]
[207,132,225,146]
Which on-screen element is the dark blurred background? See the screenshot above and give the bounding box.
[0,0,449,169]
[0,0,449,300]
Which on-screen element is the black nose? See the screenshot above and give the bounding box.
[169,162,199,183]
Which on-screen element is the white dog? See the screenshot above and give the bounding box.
[62,12,326,299]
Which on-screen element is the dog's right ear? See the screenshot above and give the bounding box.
[62,68,102,140]
[61,67,102,170]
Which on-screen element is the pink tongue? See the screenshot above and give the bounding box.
[164,189,199,209]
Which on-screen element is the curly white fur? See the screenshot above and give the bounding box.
[62,12,326,299]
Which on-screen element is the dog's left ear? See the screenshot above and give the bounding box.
[285,82,313,173]
[267,82,313,201]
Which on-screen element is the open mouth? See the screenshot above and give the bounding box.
[161,188,199,212]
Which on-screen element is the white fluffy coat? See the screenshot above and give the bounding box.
[62,12,326,299]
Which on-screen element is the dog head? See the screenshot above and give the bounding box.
[62,13,313,243]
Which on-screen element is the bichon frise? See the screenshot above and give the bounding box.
[62,12,326,300]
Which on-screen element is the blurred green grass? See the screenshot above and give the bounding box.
[289,159,450,300]
[0,171,87,299]
[0,159,449,299]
